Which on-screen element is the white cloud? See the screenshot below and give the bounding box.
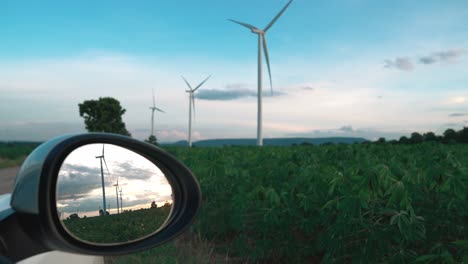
[447,96,466,104]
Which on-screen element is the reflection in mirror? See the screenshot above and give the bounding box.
[56,143,173,244]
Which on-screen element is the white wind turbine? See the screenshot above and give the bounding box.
[182,75,211,147]
[228,0,293,146]
[149,88,165,137]
[95,144,110,216]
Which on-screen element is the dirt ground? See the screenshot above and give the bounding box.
[0,166,19,195]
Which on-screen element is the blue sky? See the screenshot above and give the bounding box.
[1,0,468,141]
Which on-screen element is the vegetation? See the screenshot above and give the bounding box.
[78,97,132,136]
[162,143,468,263]
[62,205,171,244]
[145,135,159,146]
[0,142,40,168]
[387,128,468,145]
[3,128,468,263]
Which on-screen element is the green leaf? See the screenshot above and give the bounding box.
[452,240,468,249]
[414,254,439,262]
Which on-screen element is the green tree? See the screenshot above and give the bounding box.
[145,135,159,146]
[443,128,458,143]
[458,127,468,143]
[376,137,386,144]
[67,213,79,220]
[399,136,409,144]
[423,131,438,142]
[79,97,131,136]
[409,132,424,144]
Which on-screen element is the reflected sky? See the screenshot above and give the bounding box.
[56,143,172,218]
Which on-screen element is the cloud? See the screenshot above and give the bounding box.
[338,125,354,132]
[449,113,466,117]
[419,49,464,64]
[447,96,466,104]
[113,161,156,181]
[384,57,414,71]
[196,89,257,100]
[196,83,286,101]
[57,164,103,201]
[385,49,464,71]
[288,126,409,141]
[302,86,314,91]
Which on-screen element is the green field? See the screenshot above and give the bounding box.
[162,143,468,263]
[0,142,40,168]
[62,206,171,244]
[2,142,468,263]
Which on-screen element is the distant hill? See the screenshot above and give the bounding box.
[163,137,368,147]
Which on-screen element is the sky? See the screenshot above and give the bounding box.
[1,0,468,142]
[56,143,173,218]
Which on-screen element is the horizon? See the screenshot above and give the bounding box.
[1,0,467,142]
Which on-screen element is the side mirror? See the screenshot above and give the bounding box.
[0,133,201,262]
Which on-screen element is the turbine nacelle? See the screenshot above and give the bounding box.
[252,29,265,35]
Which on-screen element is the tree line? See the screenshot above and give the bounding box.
[375,127,468,144]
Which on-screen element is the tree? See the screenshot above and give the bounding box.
[409,132,424,144]
[376,137,386,144]
[458,127,468,143]
[399,136,409,144]
[423,132,438,142]
[151,201,158,209]
[443,128,458,143]
[79,97,131,136]
[145,135,159,146]
[67,213,79,220]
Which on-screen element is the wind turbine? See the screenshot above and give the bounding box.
[149,88,165,137]
[95,144,110,216]
[228,0,293,146]
[181,75,211,147]
[109,164,120,214]
[119,187,123,212]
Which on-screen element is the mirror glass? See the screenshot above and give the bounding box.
[56,143,173,244]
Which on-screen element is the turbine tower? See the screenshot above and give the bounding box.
[119,188,123,212]
[149,88,165,137]
[95,144,110,216]
[228,0,293,146]
[181,75,211,147]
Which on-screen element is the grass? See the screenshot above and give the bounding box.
[63,206,171,244]
[104,232,232,264]
[0,142,40,168]
[0,156,25,169]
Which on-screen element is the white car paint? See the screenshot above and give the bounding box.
[18,251,103,264]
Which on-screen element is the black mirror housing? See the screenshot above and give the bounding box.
[1,133,201,262]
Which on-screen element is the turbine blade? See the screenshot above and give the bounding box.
[193,75,211,92]
[155,107,165,113]
[103,157,113,184]
[264,0,293,32]
[103,158,111,176]
[262,35,273,94]
[181,76,193,90]
[152,88,155,108]
[228,19,258,31]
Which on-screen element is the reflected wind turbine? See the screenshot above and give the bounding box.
[182,75,211,147]
[95,144,111,216]
[228,0,293,146]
